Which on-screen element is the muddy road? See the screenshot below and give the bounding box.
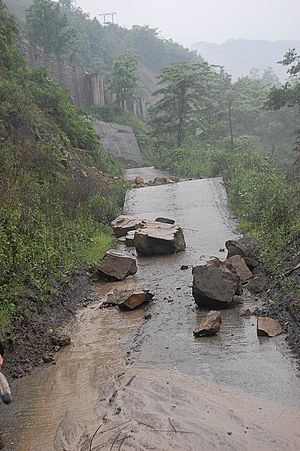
[0,168,300,451]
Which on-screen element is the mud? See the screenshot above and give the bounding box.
[0,170,299,451]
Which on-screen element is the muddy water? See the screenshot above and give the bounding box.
[0,170,300,450]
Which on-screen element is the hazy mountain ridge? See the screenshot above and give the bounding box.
[192,39,300,80]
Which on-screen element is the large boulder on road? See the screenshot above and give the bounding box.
[193,311,222,336]
[192,257,242,307]
[111,215,145,238]
[134,221,186,256]
[95,250,137,281]
[227,255,253,283]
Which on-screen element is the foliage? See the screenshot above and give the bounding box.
[0,3,126,339]
[25,0,76,56]
[108,51,138,108]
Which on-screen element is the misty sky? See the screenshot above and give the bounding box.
[76,0,300,47]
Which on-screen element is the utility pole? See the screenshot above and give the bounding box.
[99,12,117,26]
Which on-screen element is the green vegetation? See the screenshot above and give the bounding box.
[25,0,76,56]
[108,51,138,108]
[0,2,125,340]
[149,57,300,277]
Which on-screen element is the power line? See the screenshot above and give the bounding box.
[99,12,117,26]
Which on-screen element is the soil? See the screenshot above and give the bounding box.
[2,270,97,380]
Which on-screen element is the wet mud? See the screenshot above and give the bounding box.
[0,169,299,450]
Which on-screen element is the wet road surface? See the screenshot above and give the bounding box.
[0,168,299,450]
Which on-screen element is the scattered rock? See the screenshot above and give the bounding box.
[225,239,257,269]
[227,255,253,283]
[225,239,249,258]
[134,221,186,256]
[111,215,145,238]
[134,176,144,186]
[153,177,168,186]
[240,308,253,317]
[155,217,175,225]
[118,290,154,310]
[246,277,268,294]
[95,250,137,281]
[257,317,282,337]
[42,353,55,363]
[50,334,71,347]
[193,311,222,336]
[192,257,242,307]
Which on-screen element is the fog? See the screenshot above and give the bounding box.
[76,0,300,46]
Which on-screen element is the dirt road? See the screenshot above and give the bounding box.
[1,169,299,450]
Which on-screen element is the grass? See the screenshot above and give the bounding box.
[82,225,116,264]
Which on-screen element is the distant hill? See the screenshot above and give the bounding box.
[191,39,300,80]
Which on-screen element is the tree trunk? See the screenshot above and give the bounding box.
[228,99,234,151]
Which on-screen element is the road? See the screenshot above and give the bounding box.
[0,168,299,450]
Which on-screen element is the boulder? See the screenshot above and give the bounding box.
[192,257,242,307]
[227,255,253,283]
[118,290,154,310]
[193,311,222,336]
[246,277,267,294]
[95,250,137,281]
[134,221,186,256]
[257,317,282,337]
[111,215,145,238]
[155,217,175,225]
[153,177,168,186]
[225,239,257,269]
[240,308,253,317]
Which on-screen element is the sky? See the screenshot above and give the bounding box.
[76,0,300,47]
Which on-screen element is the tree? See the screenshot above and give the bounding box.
[108,51,138,109]
[150,62,215,147]
[25,0,76,57]
[0,1,22,72]
[266,49,300,173]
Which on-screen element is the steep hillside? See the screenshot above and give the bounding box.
[191,39,300,80]
[0,1,126,343]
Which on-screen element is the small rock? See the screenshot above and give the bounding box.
[153,177,168,186]
[180,265,189,270]
[118,290,154,310]
[134,176,144,186]
[257,317,282,337]
[51,334,71,347]
[144,313,152,320]
[193,310,222,336]
[240,308,252,317]
[219,248,225,252]
[155,217,175,225]
[246,277,268,294]
[42,353,55,363]
[169,176,180,183]
[95,250,137,281]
